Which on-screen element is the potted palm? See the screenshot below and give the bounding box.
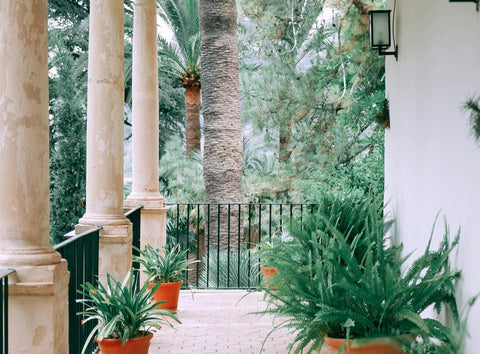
[134,243,197,311]
[256,196,464,354]
[77,268,180,354]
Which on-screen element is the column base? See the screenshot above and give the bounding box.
[0,247,61,267]
[8,260,69,354]
[124,194,170,248]
[76,222,133,283]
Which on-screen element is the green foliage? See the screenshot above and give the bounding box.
[157,0,201,86]
[464,95,480,143]
[49,28,87,244]
[134,244,197,283]
[199,247,256,288]
[77,269,180,353]
[255,196,462,353]
[238,0,386,203]
[159,137,204,202]
[48,0,90,22]
[157,78,186,158]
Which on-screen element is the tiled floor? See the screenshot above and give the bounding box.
[149,290,296,354]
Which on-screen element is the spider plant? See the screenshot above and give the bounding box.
[134,243,197,283]
[77,269,180,354]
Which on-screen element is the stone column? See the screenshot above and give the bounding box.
[124,0,170,250]
[76,0,132,282]
[0,1,69,353]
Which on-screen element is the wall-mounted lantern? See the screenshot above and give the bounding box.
[369,10,398,61]
[449,0,479,12]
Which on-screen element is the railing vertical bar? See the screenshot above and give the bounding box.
[1,274,4,354]
[300,204,304,229]
[196,203,200,288]
[269,204,273,242]
[258,204,262,286]
[227,204,231,288]
[3,275,7,354]
[176,204,180,244]
[206,205,211,287]
[237,204,241,288]
[216,204,221,289]
[247,203,252,288]
[290,204,294,230]
[186,204,191,285]
[279,204,283,233]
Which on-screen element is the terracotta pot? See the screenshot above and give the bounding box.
[148,280,183,311]
[261,266,277,277]
[95,331,153,354]
[323,336,405,354]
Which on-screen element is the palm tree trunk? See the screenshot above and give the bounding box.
[185,86,201,154]
[199,0,243,251]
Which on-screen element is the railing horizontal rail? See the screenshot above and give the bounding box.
[166,203,316,289]
[1,269,15,354]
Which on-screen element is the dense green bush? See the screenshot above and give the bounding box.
[255,196,463,353]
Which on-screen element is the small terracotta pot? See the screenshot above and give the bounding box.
[261,266,277,277]
[95,331,153,354]
[323,336,405,354]
[148,280,183,311]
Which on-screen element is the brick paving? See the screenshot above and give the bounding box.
[149,290,296,354]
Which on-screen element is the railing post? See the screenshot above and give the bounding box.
[0,270,15,354]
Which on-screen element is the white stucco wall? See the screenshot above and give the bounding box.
[384,0,480,351]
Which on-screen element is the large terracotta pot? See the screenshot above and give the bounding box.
[95,331,153,354]
[322,336,405,354]
[148,280,183,311]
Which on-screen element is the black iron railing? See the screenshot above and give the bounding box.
[55,227,101,354]
[125,205,143,291]
[167,203,315,289]
[0,269,15,354]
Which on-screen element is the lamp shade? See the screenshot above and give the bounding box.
[369,10,391,49]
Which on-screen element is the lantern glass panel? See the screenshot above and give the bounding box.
[370,11,391,48]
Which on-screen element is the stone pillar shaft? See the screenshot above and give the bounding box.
[125,0,169,249]
[0,0,60,266]
[130,0,161,198]
[81,0,127,225]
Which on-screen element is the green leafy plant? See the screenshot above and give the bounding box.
[77,269,180,354]
[199,246,256,288]
[464,95,480,143]
[134,244,197,283]
[256,200,463,354]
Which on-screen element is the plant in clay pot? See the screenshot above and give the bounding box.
[134,243,198,311]
[256,195,467,354]
[77,268,180,354]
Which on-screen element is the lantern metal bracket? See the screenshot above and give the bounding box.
[378,45,398,61]
[449,0,479,11]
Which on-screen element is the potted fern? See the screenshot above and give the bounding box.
[256,197,463,354]
[134,243,197,311]
[77,268,180,354]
